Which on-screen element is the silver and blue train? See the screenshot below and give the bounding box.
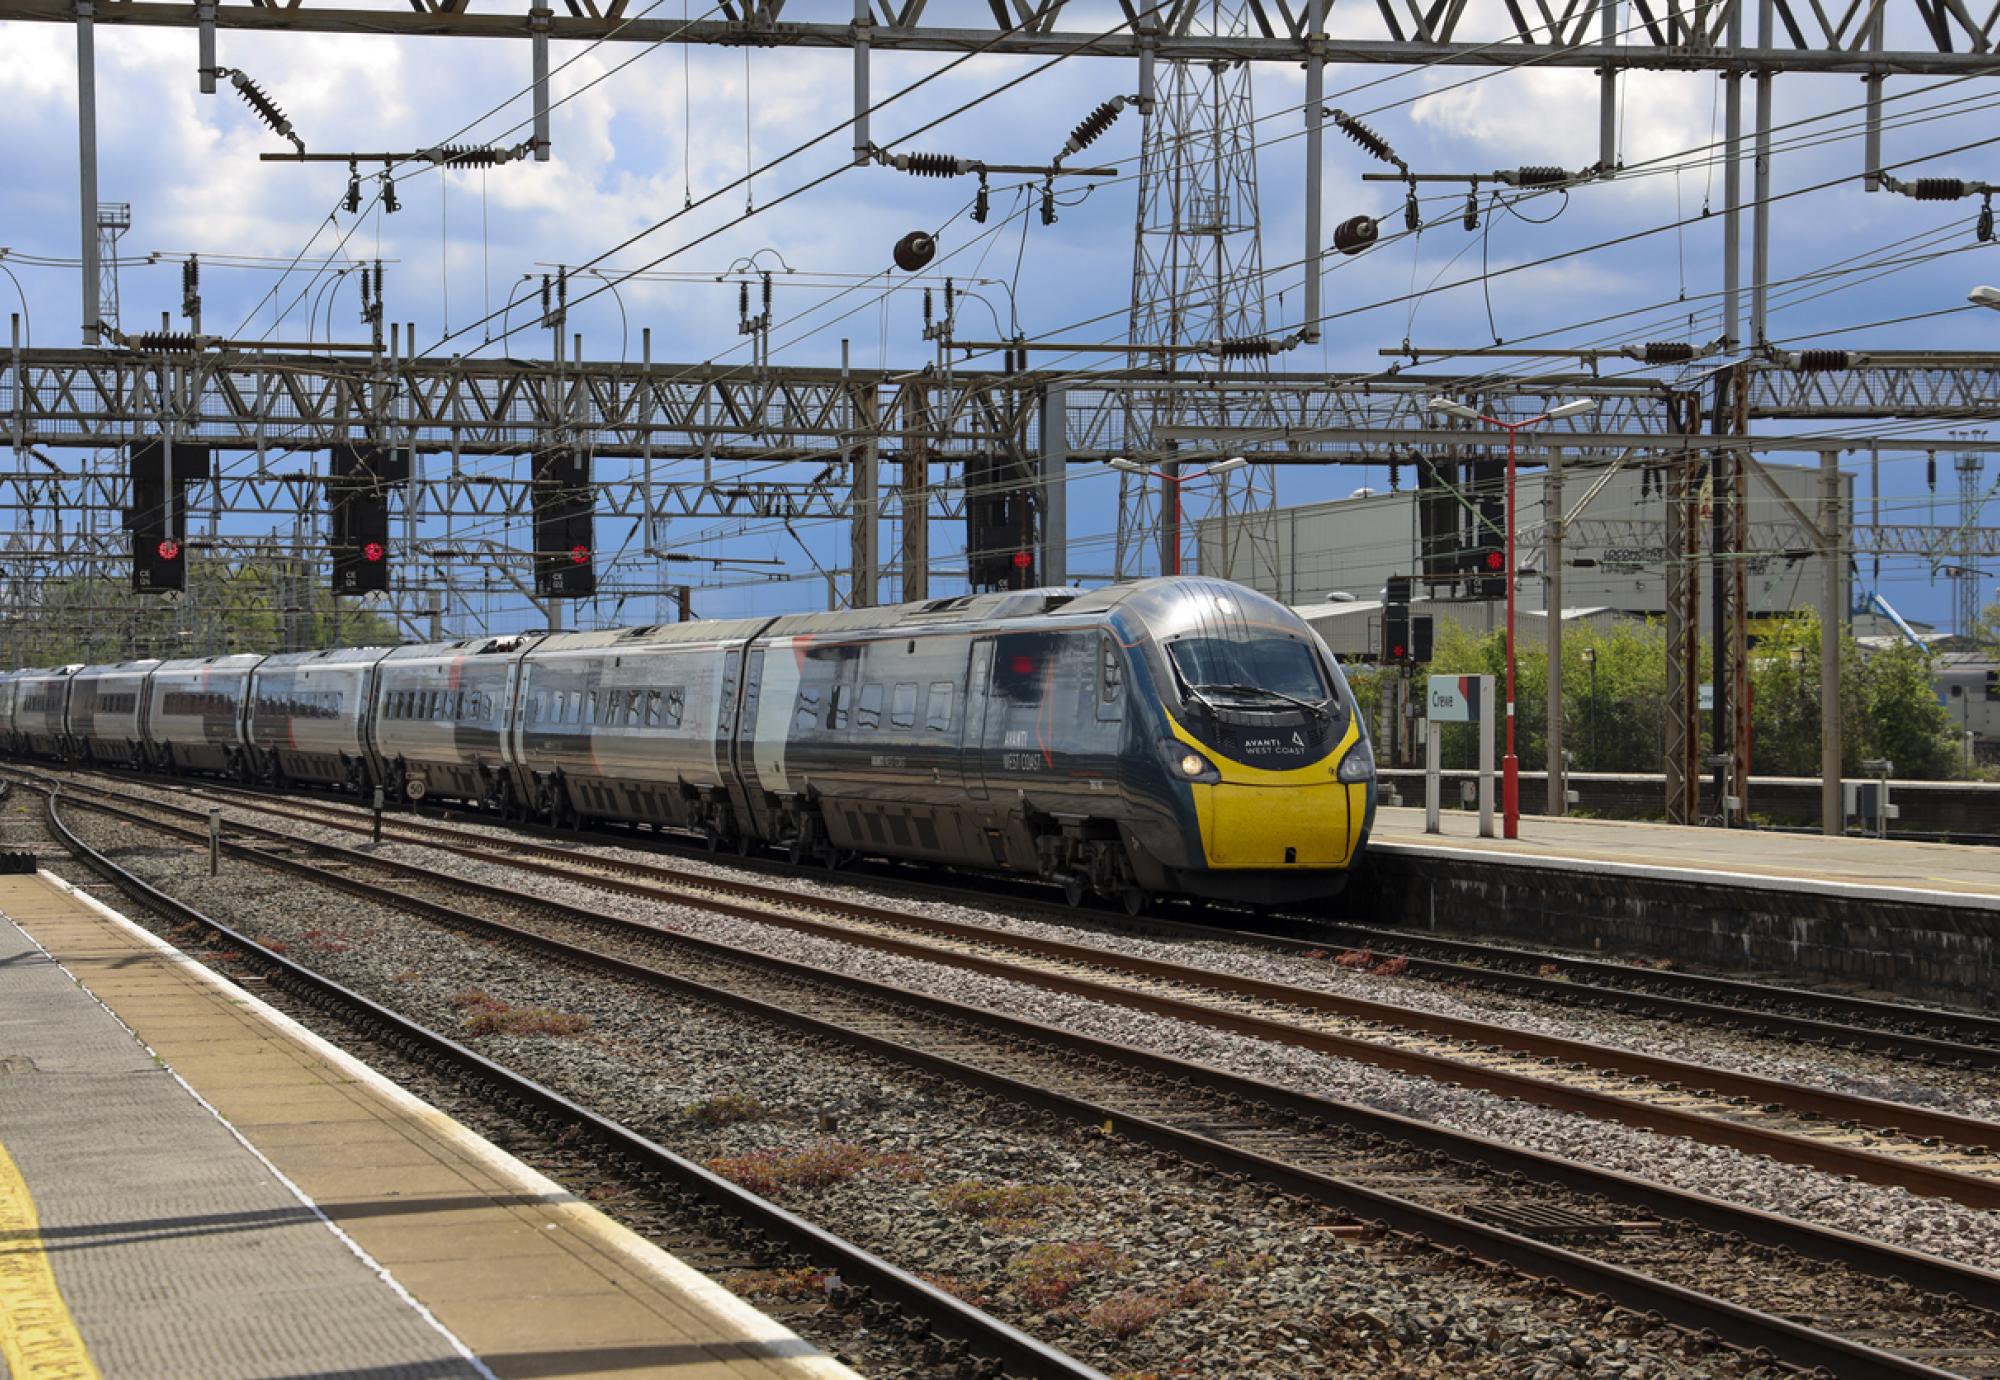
[0,577,1376,907]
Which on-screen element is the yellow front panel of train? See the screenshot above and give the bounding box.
[1195,780,1355,866]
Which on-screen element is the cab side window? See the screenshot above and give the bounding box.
[1099,634,1124,703]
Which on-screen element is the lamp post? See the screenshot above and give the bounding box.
[1106,455,1249,576]
[1972,286,2000,310]
[1427,395,1599,839]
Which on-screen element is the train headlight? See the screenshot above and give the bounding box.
[1336,736,1376,783]
[1160,739,1220,783]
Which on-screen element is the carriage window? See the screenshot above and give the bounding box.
[1099,635,1123,702]
[926,682,953,732]
[891,682,918,729]
[644,689,662,727]
[663,687,685,729]
[857,683,883,729]
[828,683,850,730]
[795,685,823,731]
[626,689,644,726]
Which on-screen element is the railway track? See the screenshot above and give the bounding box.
[23,768,2000,1378]
[55,767,2000,1214]
[18,781,1100,1380]
[160,767,2000,1067]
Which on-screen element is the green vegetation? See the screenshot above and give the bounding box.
[4,560,401,666]
[1345,609,1962,778]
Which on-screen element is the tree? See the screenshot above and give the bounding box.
[1,558,402,667]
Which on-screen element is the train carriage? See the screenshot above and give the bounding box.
[69,660,160,766]
[12,666,82,759]
[734,578,1373,906]
[147,654,265,777]
[247,647,390,791]
[511,621,765,838]
[0,671,22,754]
[370,635,541,808]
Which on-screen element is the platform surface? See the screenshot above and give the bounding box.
[1371,805,2000,903]
[0,870,858,1380]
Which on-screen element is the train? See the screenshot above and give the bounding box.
[0,577,1377,909]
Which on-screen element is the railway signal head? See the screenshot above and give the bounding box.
[156,539,181,562]
[362,540,386,563]
[570,544,591,565]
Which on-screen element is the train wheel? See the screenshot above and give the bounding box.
[819,846,844,873]
[734,832,755,859]
[1062,876,1087,909]
[1119,888,1148,917]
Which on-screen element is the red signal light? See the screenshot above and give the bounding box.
[1011,550,1032,569]
[1484,551,1503,570]
[362,541,386,562]
[1392,643,1406,660]
[156,539,181,562]
[569,544,591,565]
[1010,655,1036,675]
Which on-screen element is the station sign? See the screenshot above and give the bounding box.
[1427,675,1485,723]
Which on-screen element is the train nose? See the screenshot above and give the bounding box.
[1195,779,1361,867]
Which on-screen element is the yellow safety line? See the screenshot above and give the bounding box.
[0,1137,101,1380]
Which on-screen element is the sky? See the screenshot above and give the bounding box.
[1,0,1997,638]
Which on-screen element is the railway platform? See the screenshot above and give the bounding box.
[1351,807,2000,1011]
[1371,805,2000,903]
[0,869,859,1380]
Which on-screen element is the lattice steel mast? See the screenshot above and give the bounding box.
[1123,1,1278,585]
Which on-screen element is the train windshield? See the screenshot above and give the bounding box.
[1167,635,1329,713]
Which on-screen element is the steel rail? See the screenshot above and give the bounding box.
[31,768,2000,1204]
[38,782,1994,1379]
[31,784,1103,1380]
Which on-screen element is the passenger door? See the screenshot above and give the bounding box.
[961,639,993,800]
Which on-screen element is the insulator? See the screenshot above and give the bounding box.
[557,268,567,307]
[541,275,552,317]
[943,276,954,321]
[898,152,964,178]
[738,281,749,318]
[1333,215,1379,255]
[1642,341,1696,363]
[972,175,990,224]
[1513,165,1569,186]
[761,271,772,314]
[360,266,372,301]
[135,332,200,352]
[1330,109,1404,171]
[1404,188,1422,233]
[229,71,294,140]
[1463,191,1479,232]
[373,259,383,302]
[1979,196,1994,243]
[923,288,933,326]
[424,144,502,168]
[1388,457,1401,490]
[1040,181,1057,226]
[1062,97,1125,156]
[344,159,362,215]
[1216,335,1280,358]
[1792,348,1850,372]
[1912,177,1968,201]
[1928,454,1938,490]
[380,174,399,214]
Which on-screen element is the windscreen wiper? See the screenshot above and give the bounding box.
[1190,682,1329,717]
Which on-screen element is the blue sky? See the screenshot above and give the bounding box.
[1,3,1996,636]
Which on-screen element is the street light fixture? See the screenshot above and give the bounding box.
[1972,286,2000,310]
[1102,456,1253,576]
[1427,395,1601,839]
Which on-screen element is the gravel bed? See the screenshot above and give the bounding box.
[56,808,1778,1380]
[218,785,2000,1120]
[156,792,2000,1277]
